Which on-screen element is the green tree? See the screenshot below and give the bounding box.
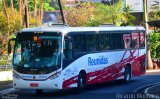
[43,2,55,11]
[109,0,124,26]
[87,3,112,26]
[91,0,125,26]
[0,11,8,35]
[65,2,95,26]
[66,1,127,27]
[0,8,22,53]
[5,0,56,11]
[148,8,160,21]
[122,5,136,26]
[0,0,3,11]
[149,33,160,58]
[2,8,22,35]
[29,0,55,11]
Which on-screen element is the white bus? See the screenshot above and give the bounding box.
[8,25,146,93]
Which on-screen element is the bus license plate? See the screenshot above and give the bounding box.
[30,83,38,87]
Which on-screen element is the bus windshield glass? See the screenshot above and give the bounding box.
[13,33,61,74]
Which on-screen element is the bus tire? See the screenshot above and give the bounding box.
[123,66,131,83]
[77,72,86,93]
[36,89,43,94]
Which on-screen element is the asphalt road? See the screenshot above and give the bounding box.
[2,72,160,99]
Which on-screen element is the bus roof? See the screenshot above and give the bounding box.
[20,26,145,34]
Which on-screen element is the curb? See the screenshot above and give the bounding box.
[146,69,160,73]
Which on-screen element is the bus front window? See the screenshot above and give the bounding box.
[13,34,61,74]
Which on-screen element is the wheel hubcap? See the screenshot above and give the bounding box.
[126,73,130,81]
[80,78,83,86]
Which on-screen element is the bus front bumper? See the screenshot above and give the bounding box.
[13,78,62,90]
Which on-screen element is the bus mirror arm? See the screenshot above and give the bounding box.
[8,38,16,54]
[8,43,11,54]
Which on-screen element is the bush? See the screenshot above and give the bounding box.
[0,55,11,66]
[149,32,160,58]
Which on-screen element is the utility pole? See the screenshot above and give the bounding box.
[143,0,153,69]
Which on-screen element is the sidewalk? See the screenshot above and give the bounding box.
[0,71,12,81]
[146,69,160,73]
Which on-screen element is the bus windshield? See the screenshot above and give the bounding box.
[13,33,61,74]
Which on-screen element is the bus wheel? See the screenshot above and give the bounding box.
[77,72,86,93]
[123,66,131,83]
[36,89,43,94]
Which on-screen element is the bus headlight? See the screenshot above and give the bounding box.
[50,72,61,80]
[13,72,21,79]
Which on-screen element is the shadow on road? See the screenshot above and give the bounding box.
[15,79,140,98]
[85,79,139,91]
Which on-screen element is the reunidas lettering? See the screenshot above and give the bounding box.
[88,56,108,66]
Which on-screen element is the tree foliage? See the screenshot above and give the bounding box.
[122,5,136,26]
[148,10,160,21]
[0,1,2,11]
[0,8,23,53]
[43,2,55,11]
[5,0,56,11]
[0,8,22,36]
[87,3,113,26]
[65,1,135,27]
[149,33,160,58]
[65,2,95,26]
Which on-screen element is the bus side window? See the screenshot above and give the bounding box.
[63,36,72,60]
[132,33,139,48]
[99,33,111,50]
[123,34,131,49]
[111,33,123,49]
[139,32,145,48]
[87,34,98,52]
